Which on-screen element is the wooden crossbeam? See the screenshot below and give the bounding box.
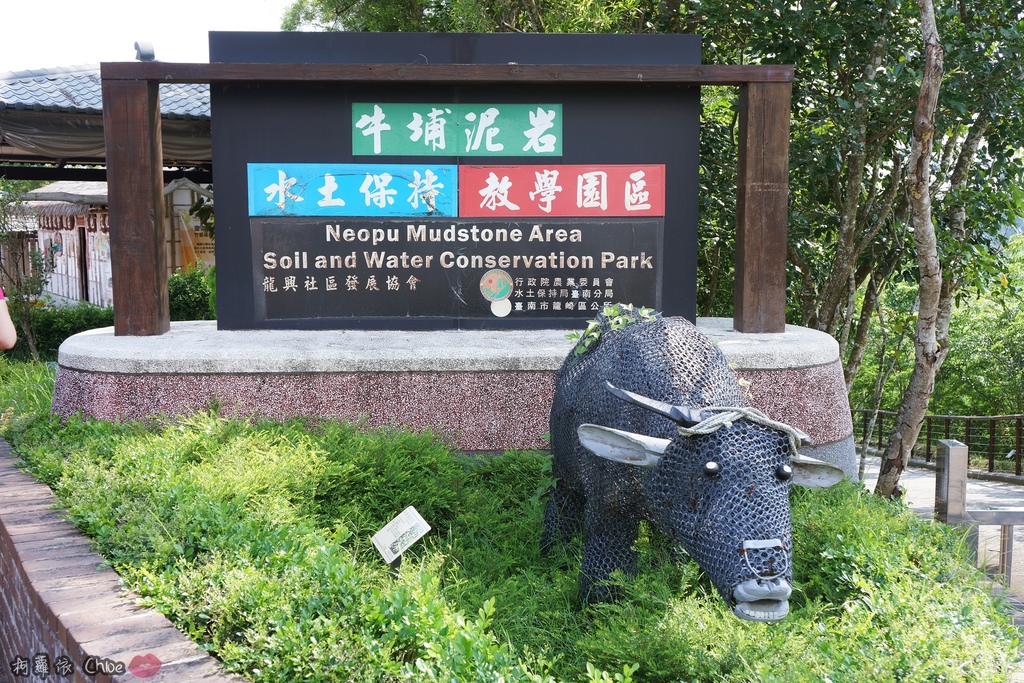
[100,61,793,336]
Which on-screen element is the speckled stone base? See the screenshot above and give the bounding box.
[52,319,856,467]
[736,361,856,476]
[52,367,554,451]
[736,360,853,446]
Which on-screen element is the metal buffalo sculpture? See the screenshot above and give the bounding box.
[542,310,843,622]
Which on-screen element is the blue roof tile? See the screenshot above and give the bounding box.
[0,64,210,120]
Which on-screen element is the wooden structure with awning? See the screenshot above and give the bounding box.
[21,180,214,308]
[0,65,210,182]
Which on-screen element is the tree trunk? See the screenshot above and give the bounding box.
[844,266,885,390]
[700,243,722,317]
[837,272,858,360]
[521,0,545,31]
[874,0,944,498]
[810,31,890,332]
[13,310,40,361]
[859,299,911,481]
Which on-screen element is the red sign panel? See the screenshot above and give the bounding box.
[459,164,665,218]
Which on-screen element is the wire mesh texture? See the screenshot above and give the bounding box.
[544,312,798,607]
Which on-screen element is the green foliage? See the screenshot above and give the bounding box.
[565,303,659,358]
[927,236,1024,416]
[188,195,215,237]
[685,0,1024,332]
[584,662,638,683]
[282,0,684,33]
[1,262,212,364]
[1,178,56,360]
[5,301,114,362]
[852,235,1024,416]
[282,0,434,31]
[0,356,56,438]
[277,0,1024,366]
[168,263,216,321]
[203,264,217,318]
[847,281,917,412]
[302,420,465,539]
[571,482,1020,682]
[3,384,1019,682]
[696,87,739,317]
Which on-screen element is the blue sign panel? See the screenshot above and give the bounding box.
[248,164,459,217]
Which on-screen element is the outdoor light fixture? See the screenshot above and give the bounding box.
[134,42,155,62]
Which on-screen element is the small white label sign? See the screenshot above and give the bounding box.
[372,506,431,564]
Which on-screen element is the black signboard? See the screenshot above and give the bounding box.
[253,218,662,322]
[211,32,700,330]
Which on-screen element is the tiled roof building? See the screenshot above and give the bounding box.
[0,64,211,170]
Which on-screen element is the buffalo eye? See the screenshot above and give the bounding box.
[776,463,794,481]
[703,461,721,477]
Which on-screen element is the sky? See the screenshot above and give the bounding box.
[1,0,298,74]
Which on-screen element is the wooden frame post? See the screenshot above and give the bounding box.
[101,78,169,336]
[735,81,792,333]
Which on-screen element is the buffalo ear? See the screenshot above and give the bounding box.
[791,454,845,488]
[577,424,670,469]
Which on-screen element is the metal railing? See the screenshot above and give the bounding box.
[935,440,1024,585]
[853,409,1024,476]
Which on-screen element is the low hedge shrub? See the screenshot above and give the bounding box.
[168,263,215,321]
[3,264,214,362]
[5,301,114,361]
[1,360,1020,682]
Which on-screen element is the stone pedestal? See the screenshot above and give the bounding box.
[53,318,854,474]
[698,318,855,475]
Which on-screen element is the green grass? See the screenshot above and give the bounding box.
[0,357,1020,682]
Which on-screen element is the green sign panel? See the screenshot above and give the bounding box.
[352,103,562,157]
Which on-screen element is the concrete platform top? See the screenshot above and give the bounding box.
[698,317,840,370]
[58,321,576,374]
[57,318,840,375]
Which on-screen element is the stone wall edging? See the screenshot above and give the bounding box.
[0,438,244,683]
